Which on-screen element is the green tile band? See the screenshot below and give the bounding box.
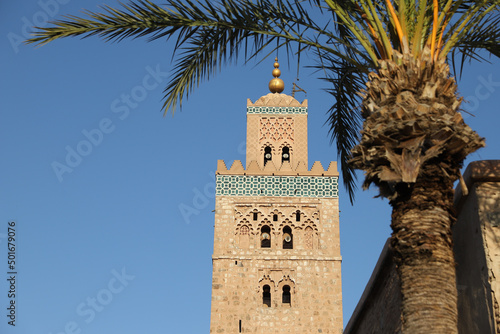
[216,175,338,198]
[247,106,307,114]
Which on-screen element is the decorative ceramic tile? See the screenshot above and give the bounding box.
[247,106,307,114]
[216,175,338,198]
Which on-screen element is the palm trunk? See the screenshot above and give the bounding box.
[350,50,485,333]
[390,164,458,333]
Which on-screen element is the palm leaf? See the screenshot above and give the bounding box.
[320,57,367,203]
[26,0,500,203]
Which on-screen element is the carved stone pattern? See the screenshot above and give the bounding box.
[260,117,294,143]
[305,226,314,250]
[233,205,320,250]
[240,225,249,235]
[235,205,320,223]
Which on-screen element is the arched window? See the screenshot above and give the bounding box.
[264,146,272,166]
[295,211,300,222]
[281,146,290,163]
[283,226,293,249]
[263,285,271,307]
[261,225,271,248]
[282,285,291,304]
[305,226,314,250]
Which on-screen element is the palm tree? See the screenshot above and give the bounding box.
[27,1,500,332]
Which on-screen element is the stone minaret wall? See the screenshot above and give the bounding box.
[210,87,343,333]
[210,196,342,333]
[246,93,308,170]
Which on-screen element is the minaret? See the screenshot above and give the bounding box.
[210,59,343,333]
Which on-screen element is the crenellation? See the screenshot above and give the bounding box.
[217,159,339,177]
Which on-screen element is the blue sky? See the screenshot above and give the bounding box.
[1,1,499,333]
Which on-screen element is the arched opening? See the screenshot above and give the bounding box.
[282,285,291,304]
[283,226,293,249]
[261,225,271,248]
[281,146,290,163]
[295,211,300,222]
[273,214,278,222]
[263,285,271,307]
[264,146,272,166]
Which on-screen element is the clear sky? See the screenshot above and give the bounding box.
[1,1,499,333]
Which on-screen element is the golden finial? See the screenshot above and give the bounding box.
[268,57,284,93]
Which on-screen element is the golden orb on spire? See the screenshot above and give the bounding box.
[269,57,284,93]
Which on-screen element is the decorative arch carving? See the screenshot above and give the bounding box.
[311,210,320,221]
[258,275,275,307]
[260,142,276,167]
[278,219,296,230]
[293,209,302,222]
[233,205,322,250]
[235,219,255,249]
[259,224,272,248]
[277,220,295,249]
[277,275,296,307]
[299,219,318,231]
[259,142,276,154]
[278,141,293,153]
[235,207,265,223]
[234,208,245,220]
[269,208,284,223]
[277,275,296,289]
[239,225,250,249]
[258,274,276,288]
[249,208,263,222]
[257,219,275,232]
[235,219,255,233]
[301,219,319,250]
[259,117,294,143]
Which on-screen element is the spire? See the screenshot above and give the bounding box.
[268,57,284,93]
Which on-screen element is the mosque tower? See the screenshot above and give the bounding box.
[210,59,343,333]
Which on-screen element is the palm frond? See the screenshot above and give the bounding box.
[451,9,500,76]
[26,0,500,203]
[318,56,367,203]
[442,1,500,63]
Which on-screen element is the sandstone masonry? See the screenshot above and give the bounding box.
[210,84,343,333]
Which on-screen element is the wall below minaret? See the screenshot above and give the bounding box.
[210,195,343,334]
